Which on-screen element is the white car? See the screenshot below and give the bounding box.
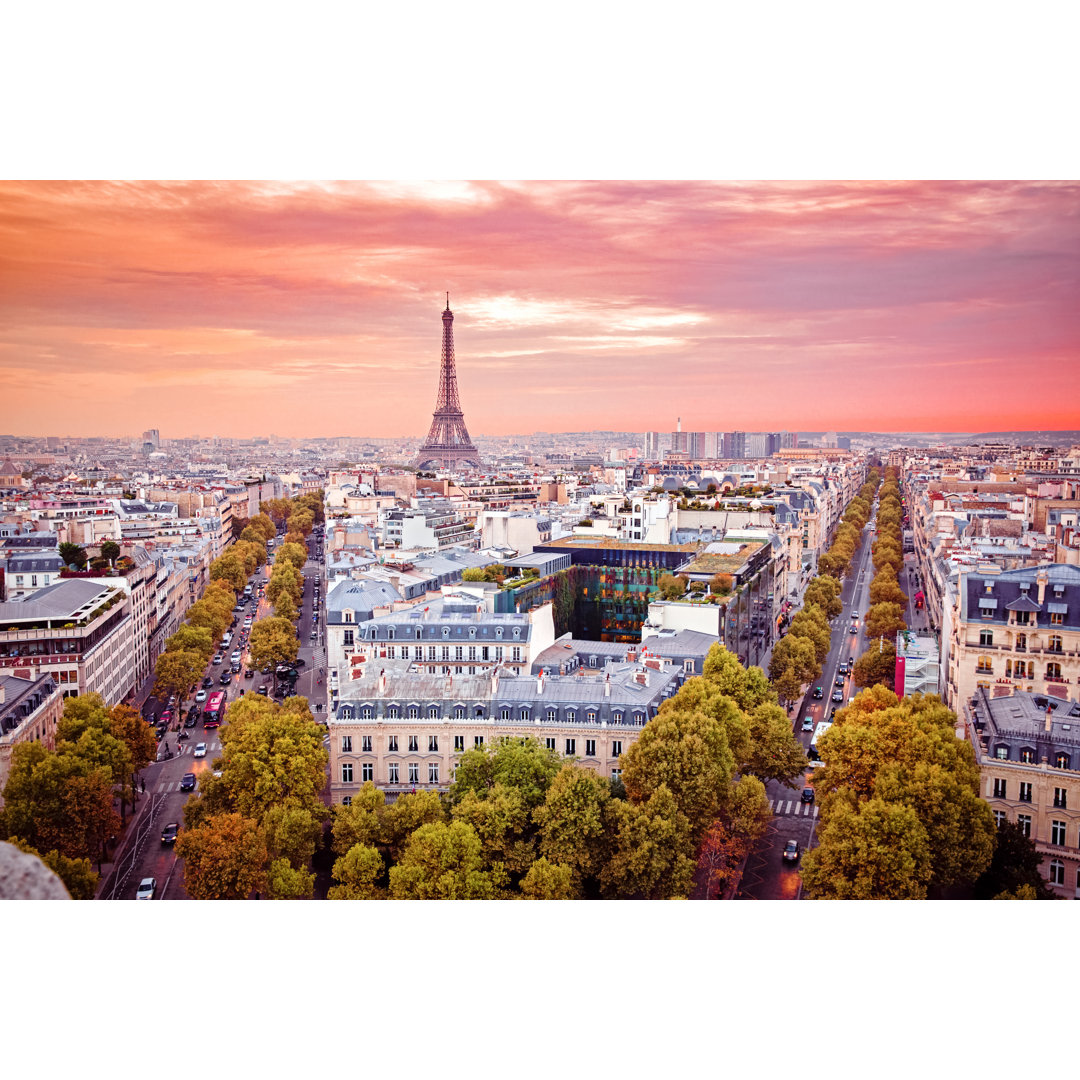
[231,650,242,662]
[136,877,156,900]
[801,717,814,732]
[194,742,207,758]
[194,690,207,703]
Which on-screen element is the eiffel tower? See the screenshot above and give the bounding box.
[415,295,482,470]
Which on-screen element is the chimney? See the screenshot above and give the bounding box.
[390,574,400,594]
[537,670,544,693]
[1036,569,1048,606]
[491,667,499,695]
[1045,703,1053,733]
[626,648,637,664]
[604,672,611,697]
[379,668,387,695]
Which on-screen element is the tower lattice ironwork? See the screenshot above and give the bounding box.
[416,295,482,470]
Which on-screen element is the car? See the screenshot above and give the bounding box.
[847,656,854,666]
[136,877,157,899]
[160,709,172,724]
[832,690,844,702]
[835,675,845,686]
[184,713,197,728]
[245,668,255,679]
[231,650,242,661]
[849,625,858,634]
[812,687,823,700]
[212,654,223,665]
[231,662,241,673]
[782,840,800,863]
[161,822,180,845]
[156,724,167,740]
[257,685,269,696]
[310,631,317,640]
[801,787,815,804]
[180,773,196,792]
[195,689,207,703]
[294,657,306,667]
[202,676,214,688]
[220,672,232,685]
[193,742,207,758]
[801,717,814,732]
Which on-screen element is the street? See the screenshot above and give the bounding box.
[103,532,327,899]
[737,499,878,899]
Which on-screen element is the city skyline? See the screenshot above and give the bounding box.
[2,180,1078,439]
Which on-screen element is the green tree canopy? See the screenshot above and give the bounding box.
[864,602,906,642]
[973,820,1057,900]
[275,542,308,571]
[209,551,247,594]
[58,542,87,569]
[100,539,121,564]
[532,764,612,885]
[450,736,563,813]
[852,640,897,691]
[153,649,205,702]
[388,820,505,899]
[328,843,385,900]
[520,857,577,899]
[248,616,299,673]
[248,512,277,542]
[165,624,214,661]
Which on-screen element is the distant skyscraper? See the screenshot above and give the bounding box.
[779,430,798,449]
[746,432,768,458]
[723,431,746,459]
[416,296,482,470]
[687,431,705,458]
[142,428,160,449]
[824,430,838,448]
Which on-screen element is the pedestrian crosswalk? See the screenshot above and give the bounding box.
[770,799,819,819]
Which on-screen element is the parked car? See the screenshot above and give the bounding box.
[161,822,179,845]
[782,840,801,862]
[136,877,156,899]
[180,773,196,792]
[195,689,207,703]
[184,713,197,728]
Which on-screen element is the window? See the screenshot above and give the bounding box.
[1015,611,1030,626]
[519,708,529,721]
[1049,635,1063,653]
[1047,860,1065,886]
[407,706,418,720]
[453,706,465,720]
[611,768,622,782]
[546,708,557,722]
[341,735,352,753]
[1020,748,1035,764]
[976,655,993,674]
[408,762,419,783]
[429,762,439,783]
[612,740,622,757]
[1046,662,1062,680]
[427,646,436,661]
[992,778,1007,799]
[512,646,522,661]
[386,646,396,659]
[468,646,476,661]
[1050,612,1064,625]
[454,735,464,752]
[1055,753,1070,770]
[474,735,484,747]
[585,739,596,757]
[343,629,354,646]
[441,646,450,661]
[428,735,438,752]
[979,629,994,646]
[566,709,576,724]
[1054,787,1067,809]
[565,738,576,755]
[1051,820,1067,846]
[428,705,439,719]
[387,706,399,719]
[388,735,398,752]
[1018,782,1033,802]
[341,763,353,783]
[362,762,373,782]
[408,736,418,752]
[342,796,352,807]
[994,745,1009,760]
[1016,633,1026,651]
[500,708,510,721]
[992,809,1006,828]
[545,737,556,751]
[361,735,372,753]
[1017,814,1031,838]
[454,646,463,661]
[388,762,399,783]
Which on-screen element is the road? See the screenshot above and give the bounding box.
[109,533,327,899]
[736,498,878,899]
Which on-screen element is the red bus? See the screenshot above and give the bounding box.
[203,691,226,729]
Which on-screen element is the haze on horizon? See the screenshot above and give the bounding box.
[2,180,1077,440]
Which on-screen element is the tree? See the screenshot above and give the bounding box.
[450,737,562,813]
[697,820,747,900]
[973,820,1057,900]
[262,803,323,870]
[656,573,688,600]
[175,813,269,900]
[248,616,299,674]
[209,551,247,594]
[331,783,387,855]
[58,542,87,569]
[275,542,307,571]
[533,765,612,884]
[770,663,806,707]
[248,512,277,542]
[267,858,315,899]
[709,573,734,595]
[267,562,303,608]
[388,821,505,899]
[234,539,266,571]
[869,565,907,607]
[804,576,843,619]
[100,539,121,565]
[864,602,906,642]
[8,838,98,900]
[461,567,486,582]
[787,605,832,664]
[451,784,535,876]
[382,791,446,861]
[58,769,122,870]
[0,742,90,859]
[520,858,577,899]
[165,624,214,661]
[620,704,735,841]
[239,525,266,547]
[231,514,250,541]
[153,649,205,702]
[287,509,314,537]
[185,599,230,642]
[769,634,819,688]
[273,593,298,623]
[800,797,933,899]
[328,843,385,899]
[852,640,897,691]
[742,702,809,786]
[702,644,773,714]
[600,785,696,899]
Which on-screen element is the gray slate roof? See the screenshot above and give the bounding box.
[0,578,119,622]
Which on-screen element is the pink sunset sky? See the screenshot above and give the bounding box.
[1,179,1077,440]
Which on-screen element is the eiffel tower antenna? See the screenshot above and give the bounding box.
[415,295,482,471]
